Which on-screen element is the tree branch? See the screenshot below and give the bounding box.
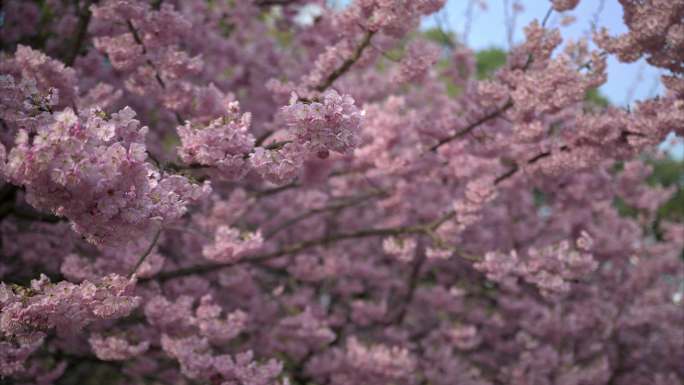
[129,225,162,277]
[263,190,387,239]
[430,100,513,152]
[256,29,376,149]
[149,206,471,283]
[65,0,95,66]
[255,0,298,7]
[125,19,184,125]
[313,30,376,93]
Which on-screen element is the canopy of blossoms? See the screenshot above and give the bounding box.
[0,1,682,384]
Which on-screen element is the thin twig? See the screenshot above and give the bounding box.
[430,100,513,152]
[125,19,184,125]
[314,30,376,93]
[254,131,275,148]
[129,226,162,277]
[541,6,554,28]
[263,190,386,239]
[252,181,300,198]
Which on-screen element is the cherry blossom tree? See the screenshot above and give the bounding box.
[0,1,683,384]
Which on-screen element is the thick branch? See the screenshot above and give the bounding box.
[65,0,95,66]
[0,185,63,223]
[151,0,165,10]
[150,206,465,283]
[386,247,426,325]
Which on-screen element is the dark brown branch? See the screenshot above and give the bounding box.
[252,170,363,199]
[125,19,184,125]
[254,131,275,148]
[150,206,466,283]
[252,181,300,198]
[541,6,554,28]
[0,202,13,221]
[151,0,165,10]
[129,225,162,277]
[9,205,63,223]
[493,148,557,185]
[429,8,563,154]
[386,246,426,325]
[0,185,63,223]
[313,30,376,93]
[263,190,387,239]
[65,0,95,66]
[430,100,513,152]
[255,0,298,7]
[126,20,166,89]
[493,122,649,185]
[494,164,519,184]
[255,29,375,150]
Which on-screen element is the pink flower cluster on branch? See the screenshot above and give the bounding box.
[1,274,139,375]
[281,90,363,158]
[550,0,580,12]
[177,101,255,179]
[4,107,209,246]
[476,232,598,295]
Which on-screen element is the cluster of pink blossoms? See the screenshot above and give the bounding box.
[550,0,580,12]
[281,90,363,158]
[476,232,598,295]
[177,101,255,179]
[394,41,442,83]
[0,274,138,376]
[202,226,264,263]
[4,107,209,246]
